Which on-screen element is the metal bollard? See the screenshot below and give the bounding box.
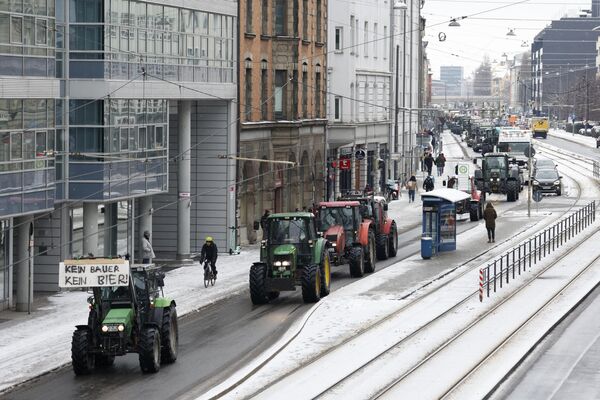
[487,266,491,298]
[479,268,484,302]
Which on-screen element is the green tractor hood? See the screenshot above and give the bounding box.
[273,244,297,256]
[102,308,134,334]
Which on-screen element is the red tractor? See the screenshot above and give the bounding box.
[315,201,376,277]
[339,193,398,261]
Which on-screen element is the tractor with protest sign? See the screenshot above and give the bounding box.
[59,259,178,375]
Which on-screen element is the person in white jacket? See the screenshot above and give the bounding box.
[142,230,155,264]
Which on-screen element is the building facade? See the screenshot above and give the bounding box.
[238,0,327,244]
[1,0,238,311]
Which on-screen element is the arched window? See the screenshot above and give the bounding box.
[245,58,253,121]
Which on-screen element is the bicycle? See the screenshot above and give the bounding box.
[203,260,217,288]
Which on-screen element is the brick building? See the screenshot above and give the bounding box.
[238,0,327,244]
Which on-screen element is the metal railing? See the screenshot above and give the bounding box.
[479,201,596,302]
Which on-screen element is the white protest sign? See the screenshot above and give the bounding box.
[59,259,130,288]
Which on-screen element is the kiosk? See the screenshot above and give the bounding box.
[420,188,471,259]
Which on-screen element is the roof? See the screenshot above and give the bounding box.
[421,188,471,203]
[318,201,361,208]
[269,212,314,219]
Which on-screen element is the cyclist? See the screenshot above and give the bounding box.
[200,236,218,277]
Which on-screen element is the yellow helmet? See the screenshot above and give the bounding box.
[205,236,213,242]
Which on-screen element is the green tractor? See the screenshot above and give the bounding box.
[249,212,331,304]
[63,260,178,375]
[474,152,522,202]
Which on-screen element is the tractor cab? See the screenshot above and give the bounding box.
[317,201,362,249]
[266,213,318,268]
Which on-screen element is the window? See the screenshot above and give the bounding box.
[274,69,287,119]
[138,126,146,149]
[335,27,342,51]
[245,64,252,120]
[11,132,22,160]
[354,18,359,56]
[302,0,308,40]
[383,26,388,59]
[316,0,321,42]
[364,21,368,57]
[10,16,23,44]
[246,0,253,33]
[302,68,307,118]
[373,23,378,58]
[275,0,286,36]
[261,63,268,120]
[36,18,47,45]
[262,0,269,35]
[334,97,341,121]
[155,126,164,148]
[315,67,321,117]
[293,0,298,36]
[35,131,46,156]
[350,16,354,54]
[120,127,129,151]
[350,83,355,121]
[292,70,298,118]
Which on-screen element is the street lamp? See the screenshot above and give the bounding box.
[449,18,461,27]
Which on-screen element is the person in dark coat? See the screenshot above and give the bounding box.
[424,153,434,176]
[260,209,270,237]
[483,203,497,243]
[423,175,434,192]
[200,236,218,276]
[435,153,446,176]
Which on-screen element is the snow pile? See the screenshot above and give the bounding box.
[548,129,597,148]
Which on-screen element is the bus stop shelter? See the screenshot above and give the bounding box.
[420,188,471,259]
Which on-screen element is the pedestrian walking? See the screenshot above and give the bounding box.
[423,175,434,192]
[406,175,417,202]
[483,203,497,243]
[435,153,446,176]
[421,151,428,172]
[424,153,434,176]
[141,230,155,264]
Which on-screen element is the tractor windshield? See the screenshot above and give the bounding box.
[318,207,356,232]
[100,286,131,303]
[484,157,507,170]
[497,142,529,153]
[269,217,311,245]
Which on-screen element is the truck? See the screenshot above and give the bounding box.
[496,129,533,181]
[531,117,549,139]
[59,259,178,374]
[315,201,376,277]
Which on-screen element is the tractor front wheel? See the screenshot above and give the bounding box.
[388,225,398,257]
[139,327,161,373]
[72,329,95,375]
[319,251,331,297]
[364,231,377,273]
[249,263,270,305]
[348,246,365,278]
[161,307,178,364]
[301,265,321,303]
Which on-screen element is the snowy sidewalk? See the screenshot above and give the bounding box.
[548,128,597,148]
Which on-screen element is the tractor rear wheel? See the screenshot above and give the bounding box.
[364,231,377,273]
[319,251,331,297]
[506,181,518,202]
[348,246,365,277]
[139,327,161,373]
[376,233,389,260]
[249,263,270,305]
[388,225,398,257]
[72,329,95,375]
[161,307,178,364]
[301,264,321,303]
[95,354,115,367]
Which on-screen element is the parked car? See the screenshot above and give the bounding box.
[532,169,563,196]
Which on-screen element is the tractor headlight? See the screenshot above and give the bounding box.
[281,260,291,267]
[331,243,337,247]
[117,324,125,332]
[274,261,282,267]
[101,325,109,333]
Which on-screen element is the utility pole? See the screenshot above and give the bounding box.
[394,44,400,177]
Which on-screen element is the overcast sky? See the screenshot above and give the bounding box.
[422,0,593,79]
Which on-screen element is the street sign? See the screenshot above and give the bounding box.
[355,149,366,161]
[339,159,352,170]
[532,190,543,203]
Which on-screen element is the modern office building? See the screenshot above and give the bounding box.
[440,66,463,97]
[1,0,238,311]
[237,0,327,244]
